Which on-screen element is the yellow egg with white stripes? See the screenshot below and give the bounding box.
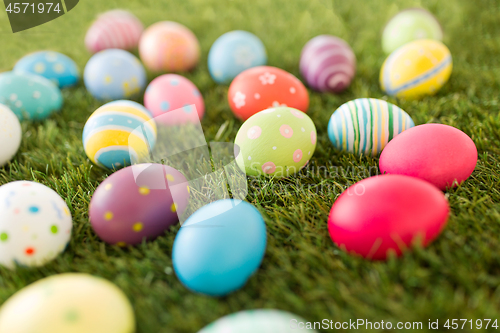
[83,100,157,169]
[380,39,452,99]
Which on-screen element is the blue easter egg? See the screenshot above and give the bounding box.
[14,51,79,88]
[172,199,267,296]
[0,72,63,121]
[84,49,146,101]
[208,30,267,84]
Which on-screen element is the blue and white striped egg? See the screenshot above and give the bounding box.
[14,51,79,88]
[0,72,63,121]
[83,100,156,170]
[84,49,146,101]
[328,98,415,156]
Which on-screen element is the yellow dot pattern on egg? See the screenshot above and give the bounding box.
[132,222,143,232]
[171,203,177,213]
[104,76,113,84]
[187,186,190,193]
[64,207,70,216]
[166,174,175,181]
[34,63,45,73]
[139,187,150,195]
[104,211,113,221]
[105,183,113,191]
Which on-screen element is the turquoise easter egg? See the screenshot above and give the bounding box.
[0,72,63,121]
[14,51,79,88]
[208,30,267,84]
[328,98,415,156]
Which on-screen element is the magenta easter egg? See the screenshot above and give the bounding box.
[139,21,200,73]
[328,175,449,260]
[85,10,144,54]
[89,164,189,246]
[144,74,204,125]
[300,35,356,93]
[380,124,478,190]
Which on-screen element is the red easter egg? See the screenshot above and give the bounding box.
[328,174,449,260]
[379,124,477,190]
[228,66,309,120]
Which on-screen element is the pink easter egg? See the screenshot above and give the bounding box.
[300,35,356,93]
[85,10,144,54]
[328,174,449,260]
[379,124,478,190]
[89,164,190,246]
[144,74,204,125]
[139,21,200,72]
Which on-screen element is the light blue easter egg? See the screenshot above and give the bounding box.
[0,72,63,121]
[208,30,267,84]
[83,49,146,101]
[172,199,267,296]
[14,51,79,88]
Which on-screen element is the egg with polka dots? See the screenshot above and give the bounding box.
[144,74,204,125]
[0,181,72,269]
[84,49,146,101]
[235,106,317,177]
[14,51,79,88]
[0,71,63,121]
[89,164,190,246]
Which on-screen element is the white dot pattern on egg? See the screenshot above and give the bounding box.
[0,181,72,269]
[0,105,22,167]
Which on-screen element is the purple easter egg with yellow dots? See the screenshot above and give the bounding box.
[144,74,204,125]
[89,164,189,246]
[300,35,356,93]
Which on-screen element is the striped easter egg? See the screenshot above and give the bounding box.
[83,100,157,170]
[328,98,415,156]
[380,39,452,100]
[85,10,144,54]
[300,35,356,93]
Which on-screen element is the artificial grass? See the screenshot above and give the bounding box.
[1,0,500,332]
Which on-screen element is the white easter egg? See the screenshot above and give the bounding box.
[0,105,22,166]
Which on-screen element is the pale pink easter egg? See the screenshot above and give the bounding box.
[139,21,200,73]
[144,74,204,125]
[328,174,449,260]
[379,124,478,190]
[85,10,144,54]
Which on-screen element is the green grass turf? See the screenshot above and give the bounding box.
[1,0,500,331]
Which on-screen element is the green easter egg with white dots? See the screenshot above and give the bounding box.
[235,107,317,177]
[0,71,63,121]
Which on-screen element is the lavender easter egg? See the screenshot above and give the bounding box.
[144,74,204,125]
[84,49,146,101]
[85,9,144,53]
[89,164,189,246]
[0,181,72,269]
[139,21,200,72]
[379,124,478,190]
[300,35,356,93]
[14,51,79,88]
[0,105,22,166]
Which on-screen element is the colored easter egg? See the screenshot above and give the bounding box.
[0,105,22,166]
[382,8,443,54]
[89,164,189,246]
[380,39,452,99]
[0,273,135,333]
[235,107,316,177]
[14,51,79,88]
[144,74,204,125]
[85,9,144,53]
[0,181,72,269]
[300,35,356,93]
[328,174,449,260]
[198,310,317,333]
[208,30,267,84]
[173,199,266,296]
[84,49,146,101]
[139,21,200,72]
[0,72,62,121]
[228,66,309,120]
[328,98,414,156]
[380,124,477,190]
[83,100,157,170]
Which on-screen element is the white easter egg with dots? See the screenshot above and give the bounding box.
[0,105,22,167]
[0,181,72,269]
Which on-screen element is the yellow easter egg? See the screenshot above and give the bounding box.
[380,39,452,99]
